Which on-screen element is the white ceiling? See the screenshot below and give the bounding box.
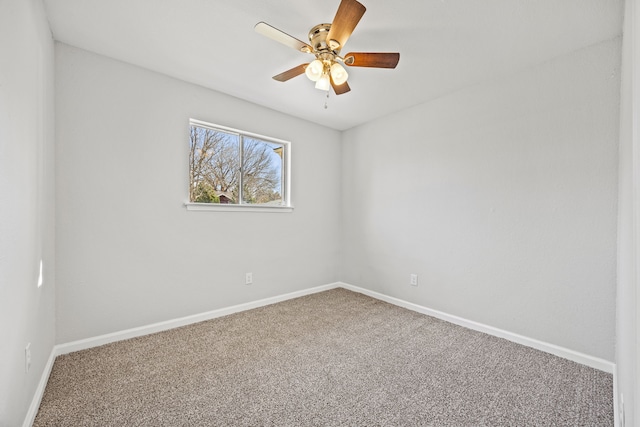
[43,0,623,131]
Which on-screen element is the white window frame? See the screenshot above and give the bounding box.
[185,119,293,212]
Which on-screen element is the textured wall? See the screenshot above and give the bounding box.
[55,44,342,343]
[341,39,621,362]
[0,0,56,425]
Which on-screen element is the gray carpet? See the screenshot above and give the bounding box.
[34,288,613,426]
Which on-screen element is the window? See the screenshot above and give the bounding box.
[187,119,291,211]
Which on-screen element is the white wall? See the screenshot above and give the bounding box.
[342,38,621,362]
[616,0,639,424]
[0,0,56,425]
[55,44,342,343]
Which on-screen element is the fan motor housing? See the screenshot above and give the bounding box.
[308,24,339,54]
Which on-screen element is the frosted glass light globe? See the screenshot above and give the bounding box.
[315,73,330,91]
[305,59,324,82]
[330,62,348,85]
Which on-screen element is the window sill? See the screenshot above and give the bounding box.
[184,203,294,213]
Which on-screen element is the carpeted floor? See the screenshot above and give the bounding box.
[34,288,613,426]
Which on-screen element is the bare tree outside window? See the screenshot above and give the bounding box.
[242,137,282,204]
[189,121,286,206]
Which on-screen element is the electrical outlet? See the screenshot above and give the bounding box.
[25,343,31,373]
[410,274,418,286]
[245,272,253,285]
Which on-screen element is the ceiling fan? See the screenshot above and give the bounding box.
[255,0,400,95]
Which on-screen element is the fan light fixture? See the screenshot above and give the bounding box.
[306,59,348,91]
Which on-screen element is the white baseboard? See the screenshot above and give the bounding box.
[55,282,340,355]
[54,281,618,371]
[27,280,615,426]
[23,347,57,427]
[613,364,619,427]
[338,282,616,374]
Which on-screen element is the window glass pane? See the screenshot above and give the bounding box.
[189,120,288,207]
[242,137,284,205]
[189,125,240,204]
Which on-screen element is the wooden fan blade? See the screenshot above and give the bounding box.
[255,22,313,53]
[331,77,351,95]
[343,52,400,68]
[273,64,308,82]
[326,0,366,51]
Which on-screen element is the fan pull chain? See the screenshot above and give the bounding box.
[324,91,330,109]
